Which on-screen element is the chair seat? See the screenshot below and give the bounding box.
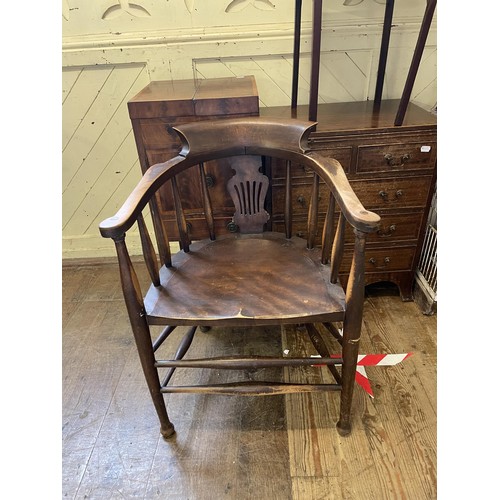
[144,232,346,326]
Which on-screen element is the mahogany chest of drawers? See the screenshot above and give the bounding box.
[128,76,260,251]
[261,100,437,301]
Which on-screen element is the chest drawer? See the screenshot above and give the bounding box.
[351,176,433,210]
[272,210,424,247]
[356,141,436,173]
[347,210,424,243]
[271,180,331,218]
[340,245,416,274]
[271,147,351,179]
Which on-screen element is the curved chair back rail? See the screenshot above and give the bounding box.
[99,117,379,239]
[98,116,381,439]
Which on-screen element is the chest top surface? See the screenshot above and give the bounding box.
[128,76,259,119]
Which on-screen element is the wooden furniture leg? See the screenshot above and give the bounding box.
[337,230,366,436]
[115,237,175,439]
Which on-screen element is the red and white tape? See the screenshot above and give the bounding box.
[310,352,414,398]
[355,353,413,397]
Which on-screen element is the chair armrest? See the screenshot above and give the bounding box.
[99,156,186,239]
[306,151,380,233]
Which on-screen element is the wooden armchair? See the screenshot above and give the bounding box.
[99,117,380,439]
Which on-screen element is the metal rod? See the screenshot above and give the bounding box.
[308,0,323,122]
[291,0,303,109]
[394,0,437,126]
[374,0,395,104]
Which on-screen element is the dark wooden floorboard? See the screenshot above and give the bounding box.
[62,261,437,499]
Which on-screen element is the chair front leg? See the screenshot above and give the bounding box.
[114,236,175,439]
[337,229,366,436]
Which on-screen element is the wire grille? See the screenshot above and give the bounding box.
[417,223,437,297]
[416,186,437,300]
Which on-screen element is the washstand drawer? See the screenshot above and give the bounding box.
[356,141,436,173]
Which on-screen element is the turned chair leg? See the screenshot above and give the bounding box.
[133,319,176,439]
[337,330,360,436]
[115,237,176,439]
[337,229,366,436]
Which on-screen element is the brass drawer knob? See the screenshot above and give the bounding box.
[369,257,391,268]
[377,224,396,237]
[384,153,395,166]
[205,174,215,188]
[384,153,411,166]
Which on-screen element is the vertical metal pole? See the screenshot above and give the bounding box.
[374,0,395,104]
[308,0,323,122]
[291,0,302,110]
[394,0,437,126]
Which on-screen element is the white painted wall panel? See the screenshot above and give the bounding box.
[62,64,148,228]
[62,0,436,259]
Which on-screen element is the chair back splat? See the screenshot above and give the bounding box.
[99,117,380,439]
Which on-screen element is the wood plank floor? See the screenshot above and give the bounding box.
[62,260,437,499]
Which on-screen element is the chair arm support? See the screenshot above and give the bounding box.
[99,156,186,239]
[305,151,380,233]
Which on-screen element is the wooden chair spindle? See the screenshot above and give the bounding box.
[171,175,191,252]
[285,160,293,238]
[160,326,197,387]
[150,194,172,267]
[321,192,335,264]
[307,173,320,249]
[137,213,160,287]
[199,163,216,240]
[330,213,346,283]
[305,323,342,384]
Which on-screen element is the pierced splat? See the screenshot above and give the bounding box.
[227,156,269,234]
